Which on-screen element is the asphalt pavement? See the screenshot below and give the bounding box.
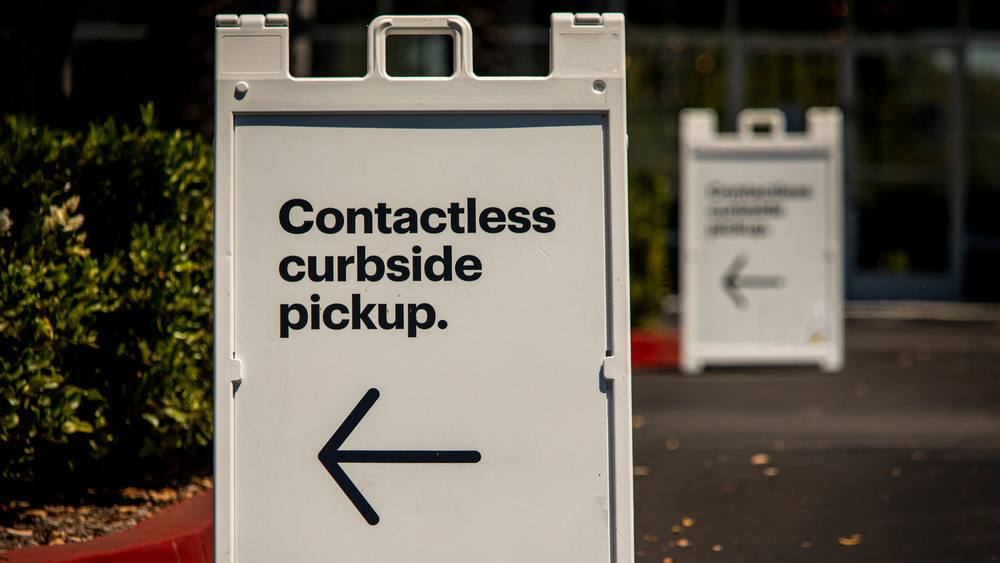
[632,306,1000,562]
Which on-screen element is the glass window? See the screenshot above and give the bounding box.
[743,50,839,130]
[73,0,150,22]
[967,44,1000,238]
[628,0,726,28]
[855,50,953,274]
[307,31,368,78]
[856,182,950,273]
[626,40,727,178]
[965,251,1000,300]
[964,41,1000,301]
[626,39,726,294]
[971,2,1000,30]
[857,51,951,168]
[855,0,957,32]
[740,0,844,31]
[502,43,548,76]
[314,2,376,22]
[385,34,454,77]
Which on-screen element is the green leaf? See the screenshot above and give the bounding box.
[1,412,20,430]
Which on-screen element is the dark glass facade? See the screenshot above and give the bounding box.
[3,0,998,300]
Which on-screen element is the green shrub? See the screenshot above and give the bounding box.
[0,105,213,482]
[628,172,673,328]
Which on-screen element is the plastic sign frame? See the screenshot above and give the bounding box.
[680,108,844,374]
[214,13,633,563]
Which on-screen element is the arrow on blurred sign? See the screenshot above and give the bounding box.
[723,254,785,310]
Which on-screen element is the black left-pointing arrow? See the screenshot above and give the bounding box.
[723,253,785,310]
[318,388,481,526]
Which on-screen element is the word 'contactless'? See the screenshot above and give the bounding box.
[279,198,556,235]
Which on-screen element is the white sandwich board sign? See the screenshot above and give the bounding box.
[214,13,634,563]
[680,108,844,374]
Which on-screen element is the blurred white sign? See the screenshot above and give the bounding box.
[680,108,844,373]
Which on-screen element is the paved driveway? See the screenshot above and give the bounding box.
[632,319,1000,562]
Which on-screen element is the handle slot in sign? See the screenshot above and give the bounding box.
[368,15,474,79]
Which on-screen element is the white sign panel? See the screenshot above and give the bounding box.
[680,108,844,373]
[214,14,633,563]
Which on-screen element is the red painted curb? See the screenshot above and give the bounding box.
[2,490,213,563]
[631,329,680,370]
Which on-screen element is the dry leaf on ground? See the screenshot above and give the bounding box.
[5,528,34,538]
[838,534,863,546]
